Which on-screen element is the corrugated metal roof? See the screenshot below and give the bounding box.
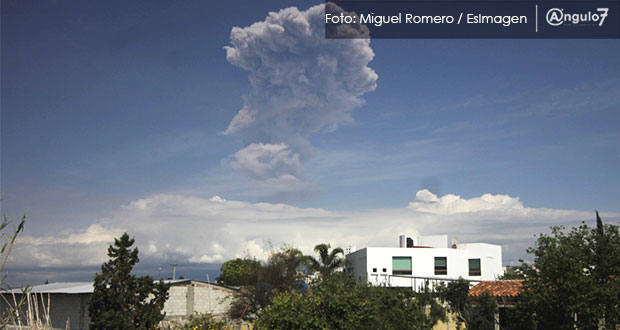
[1,279,232,295]
[3,282,94,294]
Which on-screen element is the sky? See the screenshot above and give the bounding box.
[1,0,619,285]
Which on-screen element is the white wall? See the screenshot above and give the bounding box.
[418,235,448,248]
[456,243,503,280]
[346,248,368,283]
[346,243,503,289]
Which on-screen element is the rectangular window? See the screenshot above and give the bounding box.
[434,257,447,275]
[469,258,481,276]
[392,256,412,275]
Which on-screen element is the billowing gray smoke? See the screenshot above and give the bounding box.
[223,4,377,194]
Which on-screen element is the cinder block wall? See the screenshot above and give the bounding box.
[193,284,233,318]
[163,282,235,320]
[163,286,189,317]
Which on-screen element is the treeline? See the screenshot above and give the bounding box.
[216,244,495,329]
[9,212,612,329]
[215,212,620,330]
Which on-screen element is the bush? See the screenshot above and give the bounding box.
[180,312,227,330]
[255,272,444,330]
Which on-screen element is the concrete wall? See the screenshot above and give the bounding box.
[2,281,237,329]
[192,283,234,319]
[164,285,189,317]
[0,293,90,330]
[347,243,503,289]
[163,282,236,320]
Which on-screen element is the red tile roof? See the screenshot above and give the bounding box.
[469,280,523,297]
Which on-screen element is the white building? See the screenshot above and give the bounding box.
[346,235,503,290]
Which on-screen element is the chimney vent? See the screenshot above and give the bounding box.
[407,237,414,248]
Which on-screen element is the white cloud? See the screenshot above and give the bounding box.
[12,224,124,268]
[408,189,525,215]
[222,4,378,194]
[12,190,615,270]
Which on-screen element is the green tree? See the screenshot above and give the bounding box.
[228,246,307,321]
[496,266,525,280]
[304,243,348,278]
[256,272,445,330]
[436,278,497,330]
[216,258,261,286]
[88,233,169,330]
[516,212,620,329]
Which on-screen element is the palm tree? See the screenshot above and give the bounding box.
[305,243,348,278]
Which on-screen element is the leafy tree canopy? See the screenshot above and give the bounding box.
[88,233,169,330]
[216,258,261,286]
[516,212,620,330]
[256,272,445,330]
[228,246,307,321]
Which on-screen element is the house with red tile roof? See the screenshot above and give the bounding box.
[469,280,524,330]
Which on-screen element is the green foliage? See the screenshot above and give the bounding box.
[304,243,348,278]
[180,312,227,330]
[467,292,497,330]
[255,291,327,330]
[516,212,620,330]
[88,233,170,330]
[496,266,525,280]
[256,272,445,330]
[228,246,307,321]
[305,243,347,277]
[216,258,261,286]
[436,278,497,330]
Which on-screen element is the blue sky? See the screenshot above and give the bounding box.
[2,0,619,284]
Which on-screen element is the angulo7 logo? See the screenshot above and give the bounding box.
[546,7,609,26]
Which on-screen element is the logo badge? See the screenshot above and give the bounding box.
[546,7,609,26]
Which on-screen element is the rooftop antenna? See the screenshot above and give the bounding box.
[206,274,213,311]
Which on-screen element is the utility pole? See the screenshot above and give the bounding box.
[170,263,179,280]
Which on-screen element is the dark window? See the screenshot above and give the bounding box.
[392,256,412,275]
[372,268,377,273]
[382,268,387,273]
[469,258,481,276]
[434,257,447,275]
